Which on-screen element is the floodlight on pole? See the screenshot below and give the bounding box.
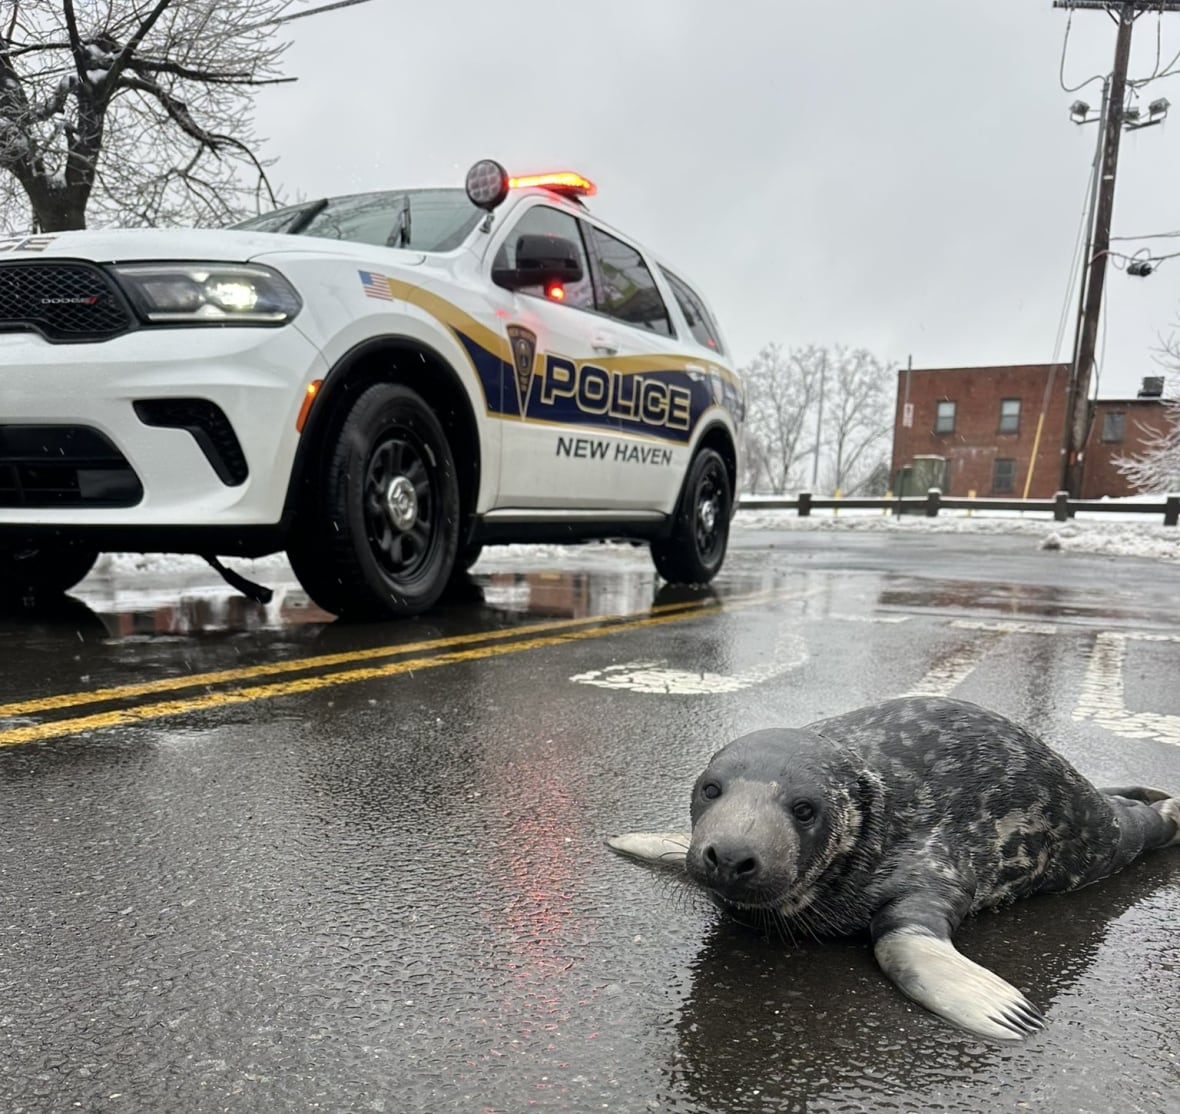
[1069,100,1092,123]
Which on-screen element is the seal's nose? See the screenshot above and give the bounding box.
[702,838,761,886]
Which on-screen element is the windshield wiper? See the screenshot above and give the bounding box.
[287,198,329,236]
[388,194,411,248]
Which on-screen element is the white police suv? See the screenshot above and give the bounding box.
[0,160,743,618]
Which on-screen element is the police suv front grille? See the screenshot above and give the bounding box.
[0,426,143,507]
[0,261,133,341]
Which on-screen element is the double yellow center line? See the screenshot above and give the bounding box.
[0,586,807,749]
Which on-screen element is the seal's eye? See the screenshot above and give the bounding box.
[792,800,816,824]
[702,782,722,800]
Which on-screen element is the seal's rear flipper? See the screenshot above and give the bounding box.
[605,832,690,869]
[874,927,1045,1042]
[1154,798,1180,847]
[1098,785,1172,803]
[1100,789,1180,847]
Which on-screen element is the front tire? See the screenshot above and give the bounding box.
[287,382,460,619]
[651,448,731,585]
[0,543,99,600]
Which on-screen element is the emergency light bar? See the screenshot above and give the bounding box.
[465,159,597,211]
[507,171,596,197]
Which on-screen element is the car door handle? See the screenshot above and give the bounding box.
[685,363,706,381]
[592,332,618,356]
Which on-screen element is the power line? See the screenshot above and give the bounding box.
[1059,8,1108,92]
[271,0,374,26]
[238,0,374,33]
[1109,229,1180,240]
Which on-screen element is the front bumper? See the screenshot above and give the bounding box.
[0,324,328,531]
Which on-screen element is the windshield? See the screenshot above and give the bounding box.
[230,188,482,252]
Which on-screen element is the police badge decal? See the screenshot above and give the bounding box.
[506,324,538,418]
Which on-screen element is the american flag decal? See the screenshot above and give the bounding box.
[0,234,56,254]
[359,270,396,301]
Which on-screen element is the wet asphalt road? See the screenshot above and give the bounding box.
[2,528,1179,1113]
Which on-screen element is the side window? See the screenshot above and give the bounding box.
[585,225,672,336]
[935,400,956,434]
[660,268,724,354]
[492,205,595,309]
[999,398,1021,434]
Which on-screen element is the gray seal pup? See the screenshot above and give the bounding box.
[607,696,1180,1042]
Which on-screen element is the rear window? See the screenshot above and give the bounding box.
[660,268,724,354]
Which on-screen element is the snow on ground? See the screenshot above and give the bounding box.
[734,505,1180,564]
[89,500,1180,585]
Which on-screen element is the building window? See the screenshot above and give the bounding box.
[1101,412,1125,442]
[999,398,1021,434]
[993,458,1015,494]
[935,400,956,434]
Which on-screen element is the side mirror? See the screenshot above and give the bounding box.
[493,234,584,291]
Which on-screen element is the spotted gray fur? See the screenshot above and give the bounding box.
[608,696,1180,1042]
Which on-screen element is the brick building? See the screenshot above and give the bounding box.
[891,364,1175,499]
[1084,389,1176,496]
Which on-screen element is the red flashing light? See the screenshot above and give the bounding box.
[508,171,597,198]
[545,282,566,302]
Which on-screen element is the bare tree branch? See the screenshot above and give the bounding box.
[1114,330,1180,492]
[132,58,296,85]
[740,343,893,495]
[61,0,80,52]
[0,0,356,231]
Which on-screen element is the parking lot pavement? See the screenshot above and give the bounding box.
[1,533,1178,1112]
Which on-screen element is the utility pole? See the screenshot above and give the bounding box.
[1054,1,1180,496]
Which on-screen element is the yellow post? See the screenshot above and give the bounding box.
[967,489,976,517]
[1023,412,1046,499]
[884,489,892,515]
[833,488,842,516]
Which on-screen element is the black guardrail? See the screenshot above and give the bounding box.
[737,489,1180,526]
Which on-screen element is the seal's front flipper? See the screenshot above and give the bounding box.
[605,831,690,869]
[874,927,1045,1042]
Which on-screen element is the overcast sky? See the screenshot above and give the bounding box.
[251,0,1180,399]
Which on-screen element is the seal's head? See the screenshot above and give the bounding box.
[686,728,866,913]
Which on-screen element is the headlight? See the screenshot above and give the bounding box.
[110,262,301,325]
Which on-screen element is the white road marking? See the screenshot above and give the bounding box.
[951,619,1060,636]
[1074,631,1180,748]
[570,633,808,695]
[901,632,1007,698]
[826,613,911,624]
[568,608,1180,744]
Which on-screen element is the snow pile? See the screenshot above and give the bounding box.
[733,507,1180,563]
[88,503,1180,585]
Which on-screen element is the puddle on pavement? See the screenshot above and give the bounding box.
[0,550,1162,655]
[875,577,1157,626]
[0,562,799,647]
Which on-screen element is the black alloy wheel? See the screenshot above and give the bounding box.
[650,448,732,585]
[287,382,460,619]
